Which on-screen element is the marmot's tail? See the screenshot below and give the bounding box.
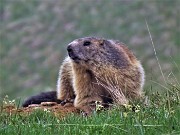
[22,91,61,107]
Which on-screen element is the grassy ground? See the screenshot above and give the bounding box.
[0,86,179,135]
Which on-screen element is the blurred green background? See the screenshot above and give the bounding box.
[0,0,179,101]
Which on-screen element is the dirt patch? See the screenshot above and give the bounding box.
[1,102,80,118]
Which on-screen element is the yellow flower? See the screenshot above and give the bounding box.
[95,101,104,111]
[123,112,128,117]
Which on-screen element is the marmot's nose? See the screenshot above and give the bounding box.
[67,45,73,53]
[67,45,76,59]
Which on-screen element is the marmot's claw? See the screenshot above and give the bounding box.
[60,101,66,106]
[60,98,74,106]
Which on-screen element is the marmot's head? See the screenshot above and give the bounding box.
[67,37,130,68]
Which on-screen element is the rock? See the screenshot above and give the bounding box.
[40,102,57,106]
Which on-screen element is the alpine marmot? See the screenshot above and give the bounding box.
[23,37,145,115]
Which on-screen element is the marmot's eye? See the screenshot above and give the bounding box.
[83,41,91,46]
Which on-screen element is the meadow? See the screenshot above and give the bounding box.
[0,0,179,134]
[0,87,179,135]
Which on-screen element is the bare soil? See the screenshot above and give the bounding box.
[2,102,80,118]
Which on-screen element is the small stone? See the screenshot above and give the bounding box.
[64,103,73,107]
[28,104,40,107]
[41,102,57,106]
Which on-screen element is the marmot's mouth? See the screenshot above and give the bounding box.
[68,53,81,62]
[68,50,78,59]
[71,56,81,61]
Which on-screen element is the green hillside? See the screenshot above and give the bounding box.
[0,0,179,100]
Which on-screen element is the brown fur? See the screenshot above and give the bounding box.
[57,37,145,114]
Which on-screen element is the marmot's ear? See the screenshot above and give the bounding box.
[99,39,106,46]
[102,39,112,46]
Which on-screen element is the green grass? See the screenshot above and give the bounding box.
[0,88,179,135]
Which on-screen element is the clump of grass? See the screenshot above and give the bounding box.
[2,95,16,106]
[146,20,180,113]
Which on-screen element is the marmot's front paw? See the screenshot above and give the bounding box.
[79,106,95,116]
[60,98,74,106]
